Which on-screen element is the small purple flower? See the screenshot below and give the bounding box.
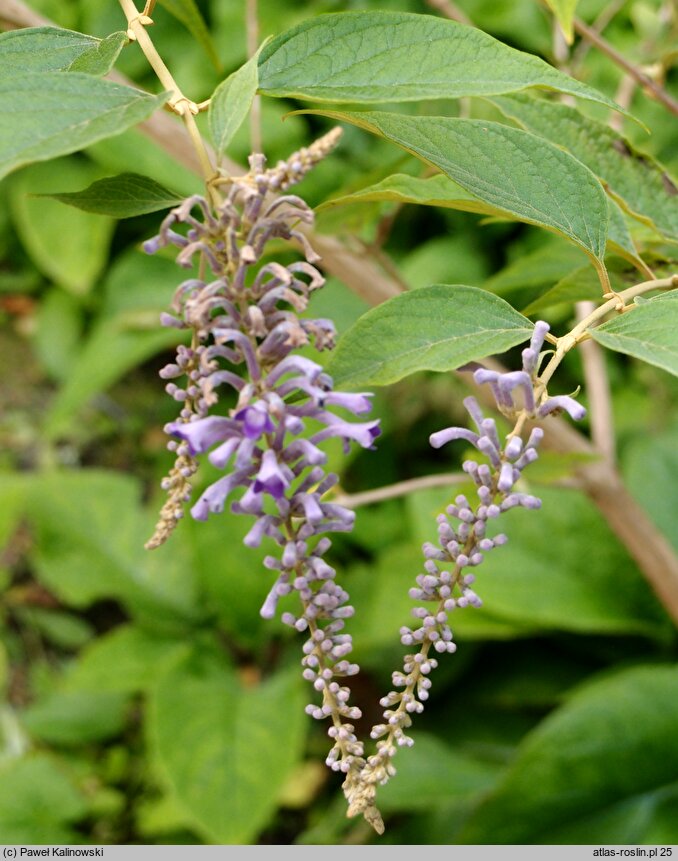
[235,403,275,439]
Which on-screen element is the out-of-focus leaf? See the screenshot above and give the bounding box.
[44,323,180,436]
[28,471,202,627]
[156,0,220,70]
[0,755,86,843]
[521,265,621,315]
[67,31,127,75]
[589,290,678,377]
[459,665,678,843]
[349,540,530,662]
[377,732,502,813]
[0,27,98,73]
[472,487,669,637]
[87,127,201,197]
[44,250,183,435]
[66,625,189,694]
[150,651,307,843]
[9,159,115,296]
[323,172,637,270]
[623,425,678,554]
[209,44,266,158]
[492,93,678,243]
[326,284,533,390]
[40,172,185,218]
[0,72,166,181]
[258,11,626,114]
[22,690,130,745]
[319,173,479,213]
[544,0,578,42]
[33,288,83,380]
[14,607,94,650]
[482,240,583,305]
[304,111,608,264]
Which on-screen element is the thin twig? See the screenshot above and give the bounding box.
[570,0,627,71]
[573,16,678,117]
[333,472,466,508]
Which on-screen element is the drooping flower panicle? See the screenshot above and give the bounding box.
[145,129,378,780]
[344,321,586,828]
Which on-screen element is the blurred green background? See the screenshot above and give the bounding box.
[1,0,678,845]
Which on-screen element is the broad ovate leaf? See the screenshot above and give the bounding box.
[258,11,626,115]
[459,665,678,843]
[589,290,678,377]
[306,111,608,264]
[325,284,533,390]
[150,652,307,843]
[40,173,185,218]
[492,94,678,243]
[0,72,166,181]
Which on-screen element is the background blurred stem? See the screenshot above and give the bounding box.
[246,0,262,154]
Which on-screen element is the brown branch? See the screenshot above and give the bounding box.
[573,16,678,117]
[4,0,678,626]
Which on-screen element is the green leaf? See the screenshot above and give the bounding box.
[483,239,584,306]
[86,127,202,198]
[303,111,608,263]
[156,0,220,70]
[325,284,532,390]
[33,287,84,380]
[40,172,185,218]
[606,196,644,270]
[209,43,267,158]
[150,651,307,843]
[491,94,678,243]
[521,264,627,316]
[623,425,678,555]
[67,31,128,76]
[320,173,485,213]
[474,487,668,637]
[43,249,183,435]
[377,733,501,813]
[22,690,130,745]
[0,755,86,843]
[544,0,578,42]
[14,607,94,650]
[9,158,115,296]
[0,26,99,74]
[589,291,678,377]
[0,72,166,181]
[459,665,678,843]
[66,625,188,694]
[28,471,202,627]
[258,11,625,115]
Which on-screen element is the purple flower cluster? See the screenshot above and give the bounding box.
[145,131,379,777]
[345,320,586,826]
